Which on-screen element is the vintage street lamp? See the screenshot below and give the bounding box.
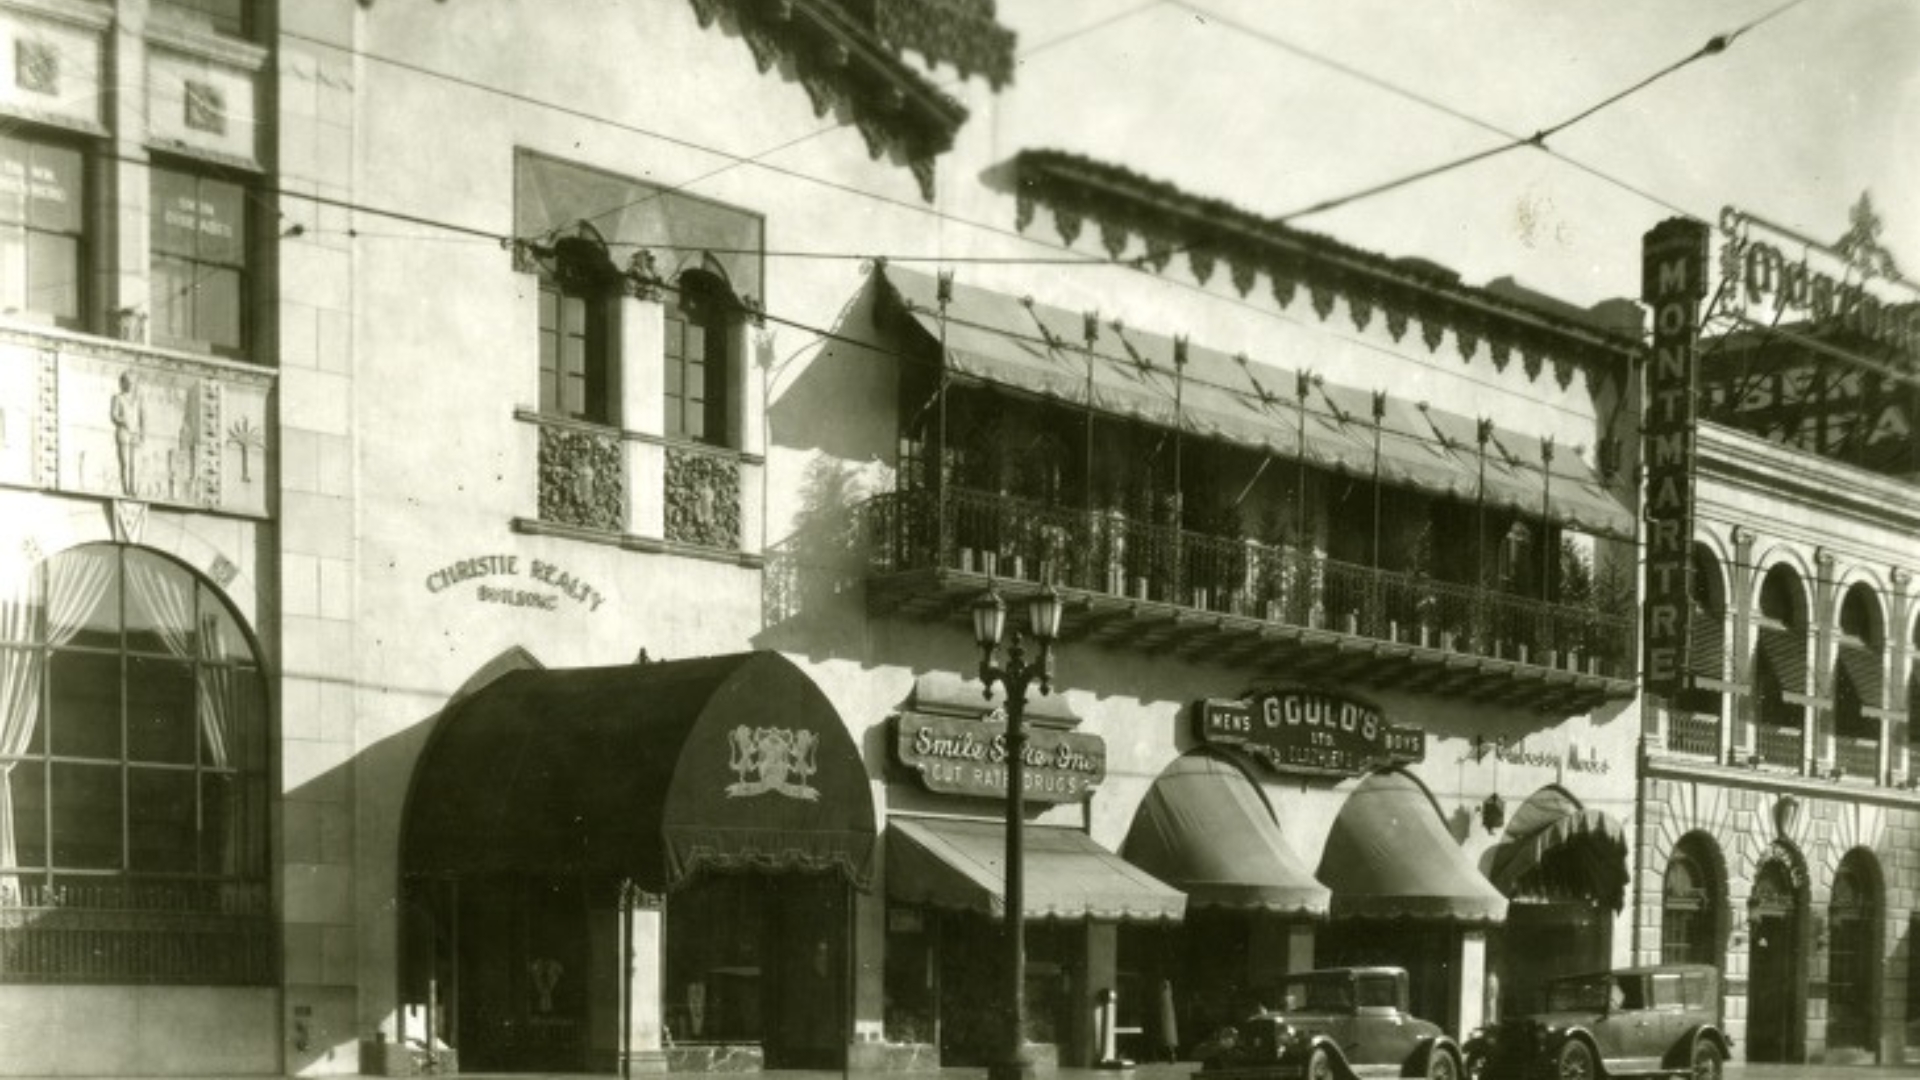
[973,586,1063,1080]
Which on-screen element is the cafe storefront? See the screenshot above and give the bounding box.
[1129,688,1510,1039]
[882,676,1186,1069]
[398,652,877,1073]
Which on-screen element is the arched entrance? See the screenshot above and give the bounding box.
[1827,848,1883,1056]
[1482,786,1629,1019]
[401,652,877,1072]
[1747,844,1807,1062]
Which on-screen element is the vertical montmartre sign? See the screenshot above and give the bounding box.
[1640,218,1710,697]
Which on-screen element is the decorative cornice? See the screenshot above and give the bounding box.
[1010,150,1642,389]
[869,0,1015,89]
[689,0,994,202]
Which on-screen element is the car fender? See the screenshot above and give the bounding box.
[1403,1034,1461,1076]
[1544,1026,1602,1065]
[1299,1033,1354,1076]
[1662,1025,1732,1069]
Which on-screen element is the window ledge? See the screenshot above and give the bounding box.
[512,407,764,465]
[144,17,270,72]
[511,517,764,569]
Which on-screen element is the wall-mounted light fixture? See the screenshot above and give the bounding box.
[1772,793,1801,838]
[1480,792,1507,834]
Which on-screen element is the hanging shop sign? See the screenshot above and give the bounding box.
[1194,689,1424,778]
[422,553,606,613]
[1640,218,1710,697]
[893,711,1106,802]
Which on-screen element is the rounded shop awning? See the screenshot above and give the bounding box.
[1316,769,1507,924]
[1485,786,1628,912]
[887,817,1185,923]
[402,652,876,890]
[1121,753,1330,916]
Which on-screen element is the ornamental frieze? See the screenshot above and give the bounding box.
[537,426,624,532]
[665,448,742,550]
[0,334,271,518]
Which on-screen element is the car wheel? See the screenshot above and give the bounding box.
[1690,1040,1722,1080]
[1427,1047,1460,1080]
[1555,1040,1595,1080]
[1306,1046,1335,1080]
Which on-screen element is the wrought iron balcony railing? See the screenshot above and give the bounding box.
[1754,723,1804,769]
[864,487,1636,695]
[1665,712,1721,758]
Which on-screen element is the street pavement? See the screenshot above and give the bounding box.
[439,1062,1920,1080]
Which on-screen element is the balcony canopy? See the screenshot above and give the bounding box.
[1484,786,1629,912]
[1122,753,1330,915]
[403,652,876,890]
[876,264,1633,540]
[1316,769,1508,924]
[887,817,1185,923]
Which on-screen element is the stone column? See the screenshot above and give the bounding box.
[618,885,669,1073]
[1730,527,1758,763]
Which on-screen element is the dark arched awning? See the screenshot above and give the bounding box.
[1485,786,1628,911]
[1122,753,1330,915]
[1316,769,1507,924]
[402,652,876,890]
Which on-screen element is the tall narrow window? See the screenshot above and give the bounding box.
[152,167,248,358]
[0,134,84,329]
[537,279,611,423]
[664,273,732,445]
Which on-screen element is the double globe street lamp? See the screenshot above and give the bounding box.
[972,585,1064,1080]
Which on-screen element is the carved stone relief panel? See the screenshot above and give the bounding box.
[664,448,741,550]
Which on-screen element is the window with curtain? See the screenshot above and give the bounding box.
[151,166,249,359]
[0,132,85,330]
[0,544,271,984]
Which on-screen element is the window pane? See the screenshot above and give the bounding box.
[196,179,245,262]
[128,767,196,873]
[151,254,197,345]
[561,294,586,335]
[50,762,121,869]
[26,144,81,234]
[664,358,683,396]
[197,584,249,660]
[153,170,198,257]
[562,371,585,419]
[124,550,194,657]
[195,265,242,350]
[684,410,704,440]
[538,285,557,329]
[663,313,685,359]
[47,650,120,759]
[0,223,26,315]
[126,656,195,765]
[53,552,120,650]
[561,334,586,379]
[25,231,77,322]
[5,756,47,868]
[684,323,705,358]
[200,665,264,771]
[0,139,27,223]
[685,362,705,400]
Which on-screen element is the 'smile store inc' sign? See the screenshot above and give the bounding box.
[1640,218,1710,698]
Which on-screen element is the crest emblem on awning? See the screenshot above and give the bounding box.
[726,725,820,801]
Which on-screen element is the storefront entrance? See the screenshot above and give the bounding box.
[401,652,877,1073]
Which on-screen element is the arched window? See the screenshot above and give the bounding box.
[0,544,271,983]
[537,228,621,425]
[1662,842,1720,967]
[664,270,735,446]
[1827,853,1878,1051]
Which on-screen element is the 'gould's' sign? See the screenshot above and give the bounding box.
[1195,689,1424,778]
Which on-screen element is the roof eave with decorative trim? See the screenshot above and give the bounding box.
[1011,149,1642,387]
[690,0,1000,202]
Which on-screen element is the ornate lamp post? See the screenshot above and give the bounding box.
[973,586,1064,1080]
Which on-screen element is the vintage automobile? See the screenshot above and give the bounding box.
[1196,966,1464,1080]
[1465,964,1731,1080]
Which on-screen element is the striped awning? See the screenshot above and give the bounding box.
[1836,643,1885,709]
[876,265,1634,540]
[1756,626,1809,696]
[1122,753,1330,915]
[1316,769,1508,924]
[887,817,1186,923]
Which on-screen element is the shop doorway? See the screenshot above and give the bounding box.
[1826,849,1882,1057]
[452,876,596,1072]
[665,871,850,1068]
[1747,859,1803,1062]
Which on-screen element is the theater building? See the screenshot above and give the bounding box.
[1633,205,1920,1066]
[0,1,1652,1075]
